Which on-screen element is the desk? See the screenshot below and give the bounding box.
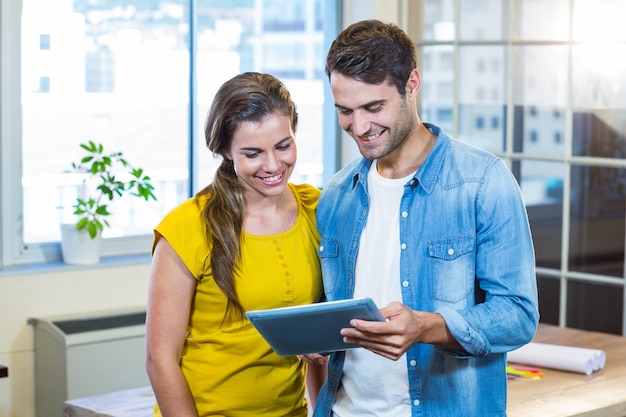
[64,323,626,417]
[508,323,626,417]
[63,386,154,417]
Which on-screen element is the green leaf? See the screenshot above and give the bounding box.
[87,222,98,239]
[70,140,158,235]
[76,217,88,230]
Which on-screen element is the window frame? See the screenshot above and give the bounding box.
[0,0,340,268]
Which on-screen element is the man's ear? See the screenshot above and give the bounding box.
[406,69,421,96]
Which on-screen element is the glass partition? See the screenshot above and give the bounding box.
[412,0,626,334]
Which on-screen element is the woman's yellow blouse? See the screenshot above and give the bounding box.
[153,183,322,417]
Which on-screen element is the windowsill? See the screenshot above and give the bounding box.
[0,254,152,278]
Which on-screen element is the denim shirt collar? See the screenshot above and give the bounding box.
[350,122,451,194]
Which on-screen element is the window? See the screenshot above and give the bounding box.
[491,87,499,101]
[38,76,50,93]
[39,34,49,50]
[1,0,336,267]
[439,51,453,70]
[476,87,484,101]
[436,108,453,123]
[437,81,452,99]
[413,0,626,335]
[554,131,562,144]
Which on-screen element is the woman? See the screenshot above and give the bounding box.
[146,72,325,417]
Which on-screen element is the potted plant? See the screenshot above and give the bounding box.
[60,141,157,265]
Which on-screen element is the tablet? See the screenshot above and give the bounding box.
[246,297,384,356]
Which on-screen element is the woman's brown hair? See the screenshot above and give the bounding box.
[196,72,298,317]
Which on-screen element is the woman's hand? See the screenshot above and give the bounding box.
[299,353,329,365]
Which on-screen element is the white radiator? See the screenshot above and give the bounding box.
[29,308,150,417]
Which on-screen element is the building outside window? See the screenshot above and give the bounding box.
[4,0,333,266]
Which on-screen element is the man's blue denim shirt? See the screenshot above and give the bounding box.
[313,124,539,417]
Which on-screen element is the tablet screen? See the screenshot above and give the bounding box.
[246,298,384,356]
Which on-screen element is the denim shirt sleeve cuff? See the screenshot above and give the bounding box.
[437,306,492,357]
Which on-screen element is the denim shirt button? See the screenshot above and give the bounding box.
[413,399,420,406]
[319,245,324,252]
[447,247,454,255]
[410,360,417,366]
[401,243,407,250]
[401,211,408,218]
[402,280,409,288]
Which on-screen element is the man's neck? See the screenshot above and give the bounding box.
[376,123,436,179]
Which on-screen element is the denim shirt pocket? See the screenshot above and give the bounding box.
[428,235,475,303]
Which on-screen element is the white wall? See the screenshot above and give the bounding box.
[0,261,151,417]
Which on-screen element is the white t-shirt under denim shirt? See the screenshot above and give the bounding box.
[332,160,413,417]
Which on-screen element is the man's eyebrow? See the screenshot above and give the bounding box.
[334,99,386,110]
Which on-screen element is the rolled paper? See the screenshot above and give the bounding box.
[507,342,606,375]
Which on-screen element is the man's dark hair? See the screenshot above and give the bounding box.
[325,19,418,97]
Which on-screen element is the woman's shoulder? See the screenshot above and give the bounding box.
[157,195,207,234]
[289,184,320,235]
[155,196,210,279]
[290,182,320,204]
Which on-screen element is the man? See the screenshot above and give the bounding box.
[311,20,539,417]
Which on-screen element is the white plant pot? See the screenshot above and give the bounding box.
[60,223,103,265]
